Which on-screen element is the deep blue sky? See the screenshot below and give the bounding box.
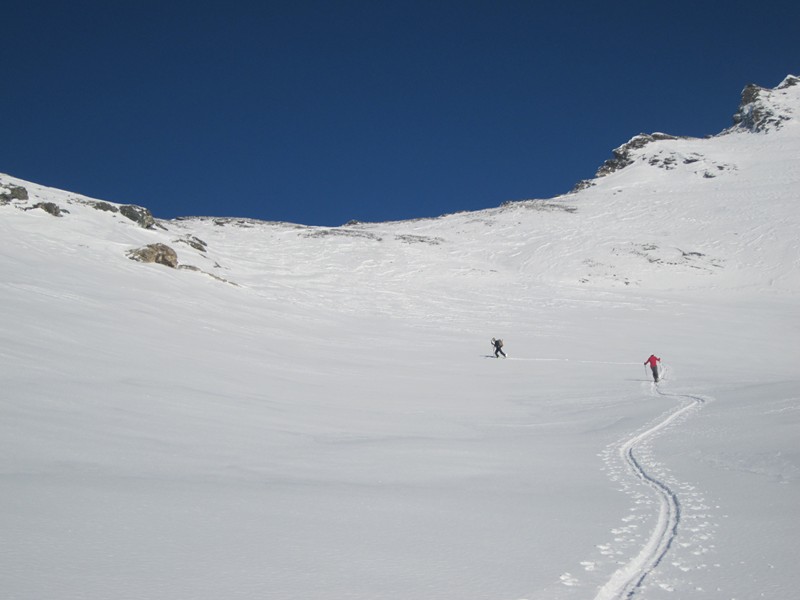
[3,1,798,226]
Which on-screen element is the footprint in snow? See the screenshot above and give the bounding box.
[560,572,579,586]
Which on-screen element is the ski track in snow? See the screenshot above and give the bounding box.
[587,384,709,600]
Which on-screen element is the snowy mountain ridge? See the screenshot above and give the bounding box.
[3,76,798,302]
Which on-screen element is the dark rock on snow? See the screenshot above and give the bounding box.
[595,133,680,177]
[732,75,799,132]
[119,205,156,229]
[87,201,119,213]
[126,243,179,268]
[33,202,65,217]
[0,184,29,203]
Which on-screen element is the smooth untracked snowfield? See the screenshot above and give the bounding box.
[2,78,799,599]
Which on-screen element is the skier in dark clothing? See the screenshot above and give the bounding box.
[491,338,506,358]
[644,354,661,382]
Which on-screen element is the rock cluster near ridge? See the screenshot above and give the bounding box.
[732,75,798,133]
[594,133,683,177]
[0,183,29,204]
[0,178,231,281]
[119,205,157,229]
[126,243,179,268]
[32,202,66,217]
[570,132,688,192]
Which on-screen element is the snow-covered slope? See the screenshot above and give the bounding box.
[1,76,799,600]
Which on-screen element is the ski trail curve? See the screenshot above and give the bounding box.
[593,387,706,600]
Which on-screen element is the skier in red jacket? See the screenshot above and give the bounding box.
[644,354,661,382]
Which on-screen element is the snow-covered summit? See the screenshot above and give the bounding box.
[730,73,799,133]
[574,74,800,189]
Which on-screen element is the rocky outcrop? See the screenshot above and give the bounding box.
[732,75,798,132]
[125,243,238,284]
[0,184,28,204]
[779,75,800,89]
[174,235,208,252]
[733,84,773,131]
[595,133,680,177]
[32,202,65,217]
[87,200,119,213]
[569,179,596,193]
[126,243,179,268]
[566,132,682,193]
[119,205,156,229]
